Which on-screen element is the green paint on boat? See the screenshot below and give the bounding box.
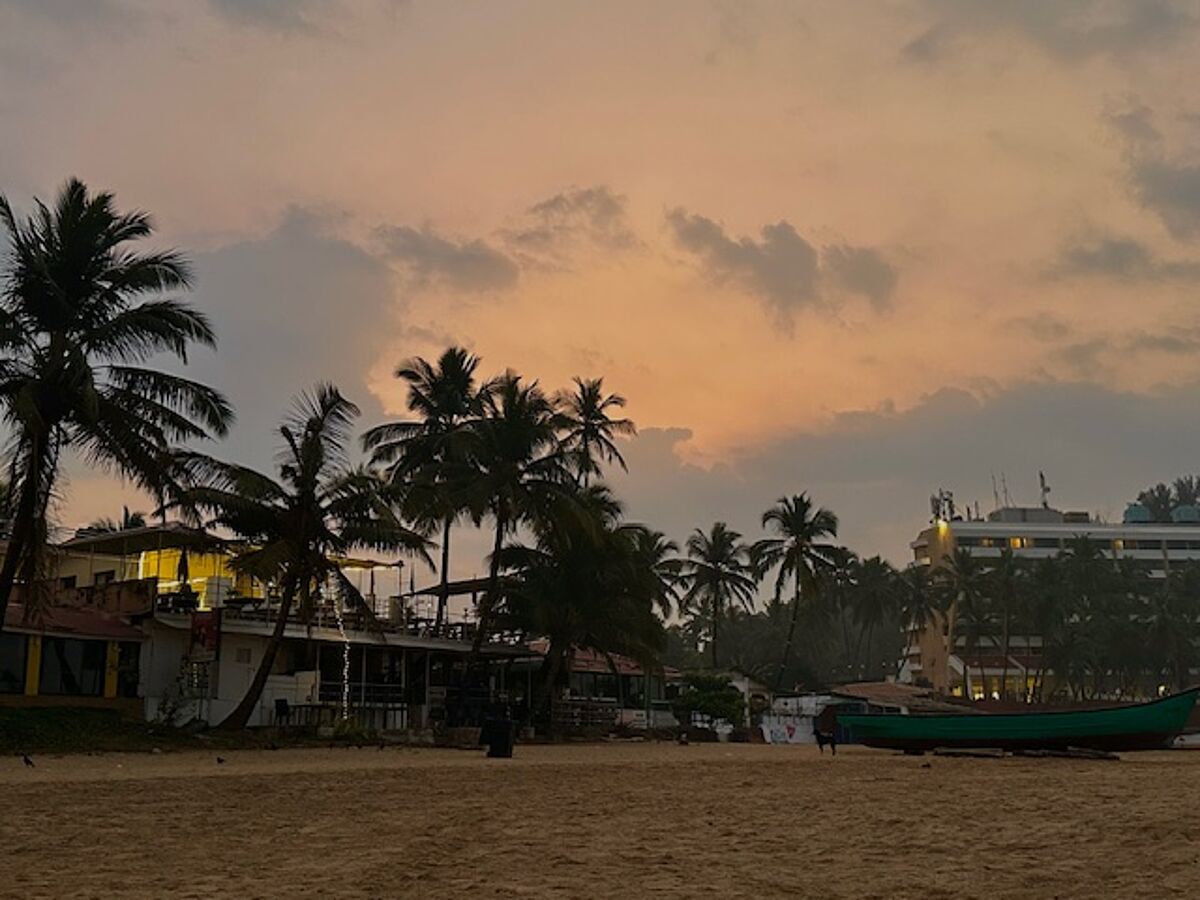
[839,687,1200,753]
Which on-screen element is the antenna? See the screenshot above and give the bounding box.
[1001,472,1012,507]
[991,473,1000,510]
[1039,470,1051,509]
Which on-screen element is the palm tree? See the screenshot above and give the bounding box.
[173,384,430,729]
[679,522,757,669]
[555,376,636,486]
[751,494,839,689]
[467,371,572,658]
[850,555,899,679]
[896,564,940,681]
[501,485,665,723]
[988,548,1023,699]
[0,179,233,632]
[624,526,682,619]
[938,547,988,699]
[362,347,492,629]
[84,506,148,534]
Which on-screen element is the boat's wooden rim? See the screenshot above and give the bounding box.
[838,685,1200,721]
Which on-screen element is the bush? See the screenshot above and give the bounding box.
[671,674,745,729]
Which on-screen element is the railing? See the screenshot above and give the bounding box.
[317,681,408,706]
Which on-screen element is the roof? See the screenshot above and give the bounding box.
[527,639,680,678]
[410,576,505,597]
[4,603,144,641]
[59,522,230,556]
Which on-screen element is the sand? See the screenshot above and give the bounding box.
[2,742,1199,899]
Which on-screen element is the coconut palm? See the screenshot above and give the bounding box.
[173,384,430,729]
[466,372,572,657]
[501,485,665,721]
[623,526,682,619]
[555,376,636,486]
[750,494,840,689]
[361,347,492,629]
[987,548,1023,699]
[896,564,940,680]
[850,555,899,679]
[84,506,148,534]
[679,522,757,669]
[938,547,988,699]
[0,179,233,632]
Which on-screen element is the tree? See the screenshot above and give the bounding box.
[501,484,666,723]
[84,506,147,534]
[174,384,429,729]
[896,564,940,681]
[751,494,839,689]
[362,347,492,630]
[679,522,757,669]
[555,376,635,486]
[850,555,899,679]
[467,371,572,659]
[938,547,988,699]
[0,179,233,632]
[1137,483,1175,522]
[987,548,1023,699]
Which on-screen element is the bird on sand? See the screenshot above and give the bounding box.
[21,755,34,768]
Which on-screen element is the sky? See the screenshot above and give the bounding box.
[4,0,1200,588]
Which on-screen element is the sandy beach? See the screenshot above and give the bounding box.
[3,742,1199,899]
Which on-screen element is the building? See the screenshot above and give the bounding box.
[902,498,1200,698]
[1,525,536,729]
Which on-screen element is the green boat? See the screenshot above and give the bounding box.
[839,687,1200,753]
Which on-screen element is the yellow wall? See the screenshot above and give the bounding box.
[138,549,264,607]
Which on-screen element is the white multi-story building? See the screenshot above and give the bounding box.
[901,499,1200,697]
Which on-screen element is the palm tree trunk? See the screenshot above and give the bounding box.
[434,517,452,631]
[710,596,720,669]
[468,506,507,665]
[218,576,297,730]
[534,637,569,735]
[0,435,51,634]
[999,607,1011,700]
[775,578,802,691]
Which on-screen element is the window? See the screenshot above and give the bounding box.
[0,633,26,694]
[957,537,981,548]
[94,570,116,586]
[1032,538,1061,549]
[1166,540,1189,551]
[59,575,77,590]
[39,637,105,696]
[1009,537,1029,549]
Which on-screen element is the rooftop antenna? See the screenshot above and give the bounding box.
[991,473,1000,510]
[1039,470,1051,509]
[1001,472,1012,507]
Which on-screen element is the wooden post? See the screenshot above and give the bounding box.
[24,635,40,696]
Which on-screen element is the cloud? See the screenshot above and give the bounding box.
[823,245,898,309]
[665,208,896,320]
[1005,313,1072,342]
[181,208,398,470]
[610,379,1200,564]
[1130,158,1200,239]
[1050,236,1200,280]
[375,225,519,293]
[912,0,1196,61]
[206,0,324,32]
[502,186,640,269]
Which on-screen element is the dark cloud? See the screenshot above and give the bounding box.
[1130,159,1200,239]
[182,209,397,470]
[900,25,955,63]
[823,245,898,309]
[502,186,639,269]
[375,225,519,293]
[665,208,895,321]
[1005,313,1072,342]
[0,0,136,29]
[912,0,1195,61]
[207,0,324,32]
[1051,236,1200,280]
[1103,100,1162,148]
[610,379,1200,563]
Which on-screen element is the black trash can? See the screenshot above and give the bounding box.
[483,717,514,758]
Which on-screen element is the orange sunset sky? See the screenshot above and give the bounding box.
[4,0,1200,572]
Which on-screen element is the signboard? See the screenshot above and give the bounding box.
[189,610,222,662]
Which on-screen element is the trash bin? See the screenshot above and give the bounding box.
[483,717,514,758]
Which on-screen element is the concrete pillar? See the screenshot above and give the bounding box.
[104,640,120,699]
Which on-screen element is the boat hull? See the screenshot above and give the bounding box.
[838,688,1200,753]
